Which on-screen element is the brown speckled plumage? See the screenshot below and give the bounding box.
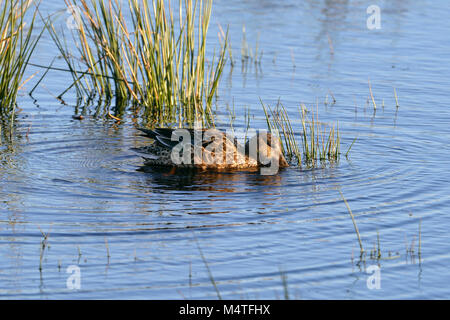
[137,128,289,171]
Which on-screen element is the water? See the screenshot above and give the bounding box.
[1,0,450,299]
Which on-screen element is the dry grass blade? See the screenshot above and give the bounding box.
[368,78,377,110]
[340,190,364,255]
[394,87,400,108]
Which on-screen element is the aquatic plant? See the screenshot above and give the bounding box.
[394,87,400,108]
[368,78,376,110]
[0,0,41,130]
[262,100,342,167]
[195,236,221,299]
[49,0,228,126]
[38,226,50,271]
[240,24,262,65]
[340,190,364,255]
[279,267,289,300]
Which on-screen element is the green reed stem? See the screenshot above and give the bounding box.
[50,0,228,126]
[262,100,342,167]
[0,0,42,130]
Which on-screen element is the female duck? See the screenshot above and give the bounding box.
[138,128,289,173]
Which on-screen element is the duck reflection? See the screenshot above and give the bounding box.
[137,164,285,192]
[135,164,287,216]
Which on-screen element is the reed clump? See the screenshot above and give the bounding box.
[240,25,262,65]
[49,0,228,126]
[262,100,341,167]
[0,0,40,128]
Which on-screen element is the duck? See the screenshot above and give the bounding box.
[137,128,289,172]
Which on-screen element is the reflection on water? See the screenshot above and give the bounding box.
[1,0,450,299]
[137,165,284,191]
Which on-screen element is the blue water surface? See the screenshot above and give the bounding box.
[1,0,450,299]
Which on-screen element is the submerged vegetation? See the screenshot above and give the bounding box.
[48,0,228,126]
[0,0,41,131]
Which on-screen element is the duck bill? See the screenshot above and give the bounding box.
[279,154,290,168]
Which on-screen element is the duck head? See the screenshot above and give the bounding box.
[247,131,289,174]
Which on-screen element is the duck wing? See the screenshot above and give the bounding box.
[138,127,219,149]
[138,128,164,139]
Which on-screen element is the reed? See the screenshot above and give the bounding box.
[377,230,381,259]
[279,267,289,300]
[301,103,340,165]
[418,218,422,258]
[368,78,377,109]
[262,99,301,163]
[195,236,221,299]
[340,190,364,255]
[240,25,262,65]
[394,87,399,108]
[38,226,50,271]
[50,0,228,126]
[104,237,110,261]
[345,136,357,159]
[0,0,41,129]
[262,100,342,167]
